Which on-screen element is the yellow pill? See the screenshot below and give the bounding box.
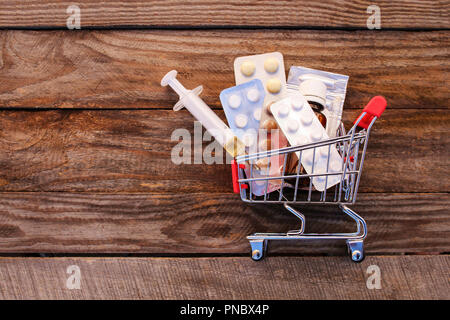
[240,61,255,77]
[266,78,281,93]
[264,58,279,73]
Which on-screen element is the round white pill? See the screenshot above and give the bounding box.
[318,147,329,158]
[242,132,256,147]
[301,114,313,126]
[264,58,279,73]
[228,94,241,109]
[287,119,299,132]
[291,98,304,111]
[295,136,308,146]
[266,78,281,93]
[235,114,248,128]
[240,61,255,77]
[278,104,290,117]
[330,161,341,172]
[310,130,322,142]
[253,108,261,121]
[315,177,325,184]
[246,88,260,102]
[303,155,313,166]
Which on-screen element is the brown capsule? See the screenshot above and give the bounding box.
[261,119,278,130]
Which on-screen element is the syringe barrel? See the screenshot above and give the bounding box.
[182,91,233,146]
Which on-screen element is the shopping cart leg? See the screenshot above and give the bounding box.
[247,205,367,262]
[346,240,364,262]
[249,239,268,261]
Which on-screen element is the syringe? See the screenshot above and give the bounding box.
[161,70,246,158]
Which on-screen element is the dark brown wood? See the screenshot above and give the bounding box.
[0,192,447,254]
[0,109,447,193]
[0,1,448,29]
[0,256,448,299]
[0,30,448,110]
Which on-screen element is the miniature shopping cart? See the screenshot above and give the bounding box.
[231,96,387,262]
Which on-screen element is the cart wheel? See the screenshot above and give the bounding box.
[346,240,365,263]
[251,249,263,261]
[249,240,266,261]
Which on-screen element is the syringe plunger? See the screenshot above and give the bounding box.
[161,70,245,158]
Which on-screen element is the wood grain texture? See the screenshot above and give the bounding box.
[0,109,447,193]
[0,256,448,299]
[0,192,448,254]
[0,30,448,110]
[0,1,448,29]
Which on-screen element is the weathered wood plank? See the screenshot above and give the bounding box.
[0,192,447,254]
[0,256,448,299]
[0,1,448,29]
[0,109,447,193]
[0,30,448,109]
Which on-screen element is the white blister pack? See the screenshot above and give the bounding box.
[287,66,349,138]
[220,79,265,149]
[234,52,286,106]
[270,93,343,191]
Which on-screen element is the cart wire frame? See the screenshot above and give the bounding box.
[231,96,387,262]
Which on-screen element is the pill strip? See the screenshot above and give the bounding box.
[234,52,287,106]
[270,93,344,191]
[220,79,281,196]
[220,79,265,149]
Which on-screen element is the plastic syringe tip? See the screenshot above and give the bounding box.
[161,70,188,97]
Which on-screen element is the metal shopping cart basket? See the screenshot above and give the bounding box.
[231,96,387,262]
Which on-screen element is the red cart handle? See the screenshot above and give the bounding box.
[231,160,248,193]
[354,96,387,129]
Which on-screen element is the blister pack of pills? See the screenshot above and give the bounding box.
[220,79,265,149]
[234,52,287,105]
[270,93,344,191]
[232,52,289,196]
[220,79,283,196]
[287,66,349,138]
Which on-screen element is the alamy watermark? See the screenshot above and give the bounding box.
[366,264,382,289]
[171,121,283,167]
[66,5,81,29]
[366,5,381,29]
[66,265,81,289]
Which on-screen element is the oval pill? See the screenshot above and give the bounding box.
[240,61,255,77]
[266,78,281,93]
[235,114,248,128]
[228,94,241,109]
[264,58,279,73]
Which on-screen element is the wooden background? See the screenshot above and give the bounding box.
[0,1,448,299]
